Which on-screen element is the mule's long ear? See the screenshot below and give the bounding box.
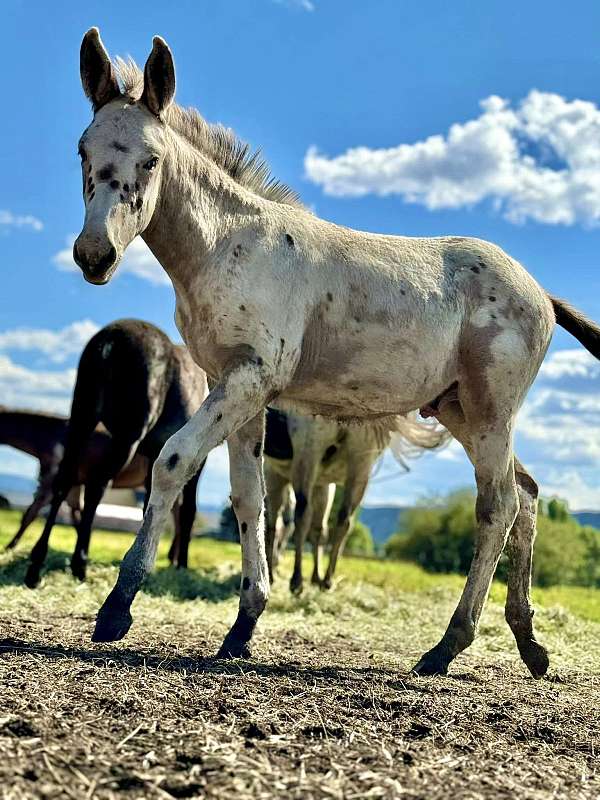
[80,28,120,111]
[141,36,176,118]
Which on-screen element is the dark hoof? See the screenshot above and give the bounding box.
[320,577,332,591]
[216,636,252,659]
[24,564,41,589]
[310,573,321,586]
[4,541,17,552]
[289,573,303,596]
[70,559,87,582]
[519,639,550,679]
[92,606,133,642]
[412,648,450,677]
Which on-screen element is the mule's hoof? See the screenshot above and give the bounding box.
[216,636,252,659]
[24,565,41,589]
[92,607,133,642]
[412,648,450,677]
[520,640,550,679]
[310,573,321,587]
[320,577,332,592]
[289,577,303,596]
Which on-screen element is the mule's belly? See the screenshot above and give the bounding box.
[281,324,459,420]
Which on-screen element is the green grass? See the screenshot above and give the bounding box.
[0,507,598,622]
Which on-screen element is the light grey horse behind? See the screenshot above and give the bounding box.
[264,409,449,593]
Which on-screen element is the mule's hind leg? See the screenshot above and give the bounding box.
[264,467,289,583]
[308,483,335,586]
[504,459,549,678]
[413,401,519,676]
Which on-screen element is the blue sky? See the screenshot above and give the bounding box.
[1,0,600,510]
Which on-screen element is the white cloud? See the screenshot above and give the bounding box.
[538,348,600,380]
[0,209,43,232]
[0,354,75,414]
[538,469,600,511]
[273,0,315,11]
[53,235,170,286]
[0,320,99,364]
[305,90,600,226]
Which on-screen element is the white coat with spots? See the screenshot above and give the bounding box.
[75,29,600,677]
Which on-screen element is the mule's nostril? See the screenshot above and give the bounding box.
[96,246,117,272]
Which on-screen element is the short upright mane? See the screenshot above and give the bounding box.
[115,58,303,208]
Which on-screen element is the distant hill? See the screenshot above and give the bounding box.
[573,511,600,530]
[358,505,410,545]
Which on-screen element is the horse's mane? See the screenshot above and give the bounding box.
[115,58,303,208]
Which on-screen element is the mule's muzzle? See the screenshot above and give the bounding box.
[73,241,118,285]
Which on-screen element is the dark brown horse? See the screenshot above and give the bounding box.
[24,319,208,587]
[0,407,196,560]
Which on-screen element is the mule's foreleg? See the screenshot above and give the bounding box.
[413,425,518,676]
[92,364,273,643]
[217,414,268,658]
[504,459,549,678]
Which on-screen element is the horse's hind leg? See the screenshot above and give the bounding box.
[70,482,105,581]
[308,483,335,586]
[70,438,142,581]
[5,477,52,550]
[170,467,201,569]
[264,467,290,583]
[413,399,519,676]
[504,459,549,678]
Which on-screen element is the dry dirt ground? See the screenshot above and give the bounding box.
[0,522,598,799]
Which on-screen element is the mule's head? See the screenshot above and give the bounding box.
[74,28,175,284]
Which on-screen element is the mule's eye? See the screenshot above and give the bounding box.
[144,156,159,171]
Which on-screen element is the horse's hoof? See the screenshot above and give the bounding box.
[310,574,321,587]
[412,648,450,677]
[520,640,550,679]
[92,607,133,642]
[70,560,87,582]
[320,577,332,592]
[216,636,252,659]
[289,579,303,596]
[24,565,41,589]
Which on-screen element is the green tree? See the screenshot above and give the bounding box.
[344,519,375,556]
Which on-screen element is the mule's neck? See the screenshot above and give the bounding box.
[142,134,267,293]
[0,411,66,461]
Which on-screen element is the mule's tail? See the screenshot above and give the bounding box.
[550,296,600,359]
[389,413,451,469]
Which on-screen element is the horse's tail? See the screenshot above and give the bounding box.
[388,413,451,468]
[550,296,600,359]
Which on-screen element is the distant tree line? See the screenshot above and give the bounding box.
[384,490,600,588]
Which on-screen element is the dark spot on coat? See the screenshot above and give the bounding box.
[401,289,406,295]
[120,193,125,202]
[216,413,223,422]
[167,453,179,470]
[489,296,496,302]
[322,445,337,463]
[326,292,333,302]
[285,233,294,247]
[256,356,263,367]
[471,266,480,273]
[295,491,307,518]
[233,244,242,258]
[110,180,120,190]
[478,260,487,268]
[241,522,248,534]
[135,198,143,211]
[253,442,262,458]
[337,505,350,524]
[242,577,251,590]
[112,141,129,153]
[123,183,130,193]
[135,181,140,192]
[89,191,95,201]
[239,304,246,311]
[87,177,93,189]
[98,165,114,181]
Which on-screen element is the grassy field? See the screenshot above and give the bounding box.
[0,508,598,799]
